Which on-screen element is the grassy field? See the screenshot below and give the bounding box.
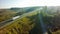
[0,9,16,22]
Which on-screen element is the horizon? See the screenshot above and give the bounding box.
[0,0,60,9]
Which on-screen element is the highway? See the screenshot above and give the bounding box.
[0,7,41,29]
[0,7,48,34]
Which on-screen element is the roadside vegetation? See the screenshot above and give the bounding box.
[0,7,60,34]
[0,10,39,34]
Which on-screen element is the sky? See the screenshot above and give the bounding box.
[0,0,60,9]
